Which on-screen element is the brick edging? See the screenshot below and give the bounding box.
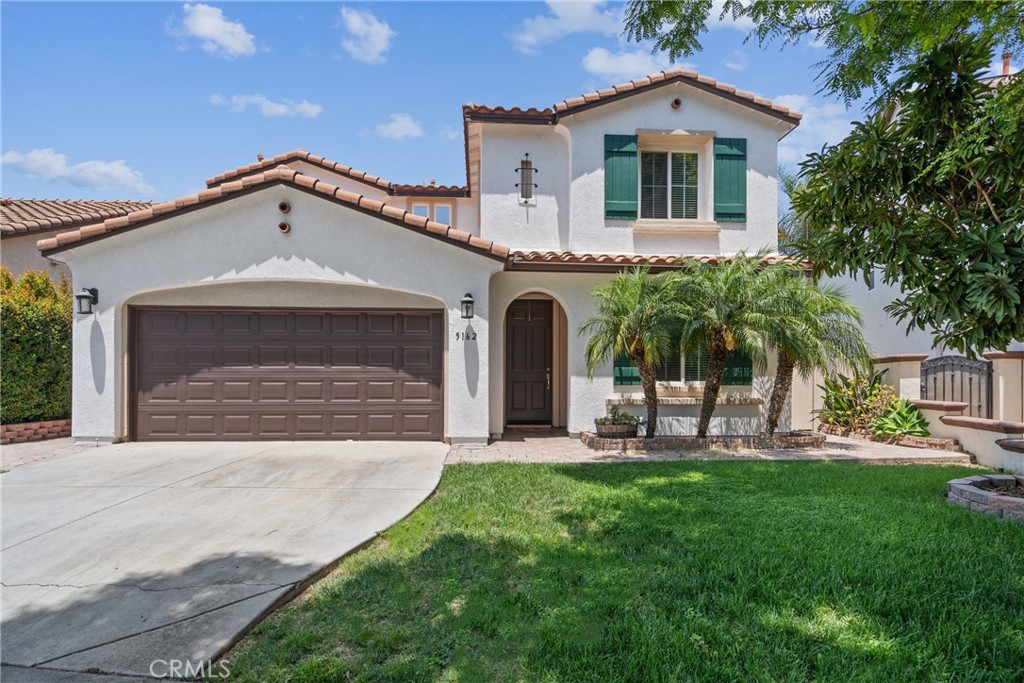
[580,431,826,452]
[0,419,72,445]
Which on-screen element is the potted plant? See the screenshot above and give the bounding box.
[594,405,643,439]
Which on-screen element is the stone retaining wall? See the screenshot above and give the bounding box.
[947,474,1024,522]
[581,431,826,452]
[0,419,72,445]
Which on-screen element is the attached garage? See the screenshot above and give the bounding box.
[132,308,444,441]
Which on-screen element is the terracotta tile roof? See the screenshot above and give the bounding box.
[1,198,154,237]
[507,250,802,270]
[37,167,506,260]
[206,149,469,197]
[464,67,802,125]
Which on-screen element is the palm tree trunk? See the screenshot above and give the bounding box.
[697,334,728,438]
[764,353,796,436]
[637,361,659,439]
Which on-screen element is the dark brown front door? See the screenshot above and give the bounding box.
[133,308,443,441]
[505,300,552,424]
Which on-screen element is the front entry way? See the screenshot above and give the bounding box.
[505,299,553,424]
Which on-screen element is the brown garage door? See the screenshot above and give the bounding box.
[133,308,444,441]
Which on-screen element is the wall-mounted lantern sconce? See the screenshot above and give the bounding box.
[515,153,538,203]
[460,293,475,319]
[75,287,98,315]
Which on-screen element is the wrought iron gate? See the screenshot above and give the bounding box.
[920,356,992,418]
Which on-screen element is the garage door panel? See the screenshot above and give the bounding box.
[135,309,443,441]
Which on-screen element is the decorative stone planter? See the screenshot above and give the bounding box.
[947,474,1024,521]
[818,423,961,452]
[581,431,826,452]
[594,424,639,439]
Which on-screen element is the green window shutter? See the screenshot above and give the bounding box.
[614,354,641,385]
[714,138,746,223]
[722,351,753,386]
[605,134,638,219]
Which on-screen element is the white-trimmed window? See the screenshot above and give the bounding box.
[433,204,452,225]
[640,151,698,220]
[411,204,430,218]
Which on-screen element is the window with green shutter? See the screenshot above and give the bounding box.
[713,138,746,222]
[605,134,638,219]
[684,346,753,385]
[613,354,682,385]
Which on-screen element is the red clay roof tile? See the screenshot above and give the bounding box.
[1,199,155,237]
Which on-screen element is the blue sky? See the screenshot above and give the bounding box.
[1,2,891,200]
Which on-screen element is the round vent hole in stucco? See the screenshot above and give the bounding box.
[278,201,291,214]
[278,222,291,234]
[671,97,682,110]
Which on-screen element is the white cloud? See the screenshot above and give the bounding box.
[707,0,755,33]
[437,124,460,142]
[774,94,855,167]
[724,50,747,71]
[209,93,323,118]
[511,1,622,55]
[171,3,256,59]
[582,47,670,83]
[339,7,394,64]
[1,148,156,196]
[372,113,424,141]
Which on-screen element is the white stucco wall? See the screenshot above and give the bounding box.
[2,232,70,280]
[478,82,789,256]
[827,273,939,357]
[50,185,503,444]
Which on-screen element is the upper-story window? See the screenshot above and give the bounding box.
[412,204,430,218]
[640,151,698,220]
[411,203,452,225]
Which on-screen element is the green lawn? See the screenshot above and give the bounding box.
[228,462,1024,682]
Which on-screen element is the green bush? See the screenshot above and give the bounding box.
[873,398,931,437]
[816,369,894,431]
[1,267,72,424]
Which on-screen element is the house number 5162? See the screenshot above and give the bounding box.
[455,331,477,340]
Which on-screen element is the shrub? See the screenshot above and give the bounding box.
[1,268,72,424]
[595,405,643,427]
[873,398,931,437]
[816,369,893,431]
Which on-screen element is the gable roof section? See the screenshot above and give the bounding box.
[37,167,506,260]
[1,198,154,237]
[464,67,802,126]
[206,149,469,197]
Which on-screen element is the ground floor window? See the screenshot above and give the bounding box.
[614,348,752,386]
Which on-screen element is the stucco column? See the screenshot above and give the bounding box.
[872,354,929,400]
[447,290,489,444]
[984,351,1024,423]
[71,303,120,444]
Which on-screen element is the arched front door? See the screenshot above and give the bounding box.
[505,299,552,424]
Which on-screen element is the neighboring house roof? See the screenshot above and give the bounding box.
[464,67,803,126]
[36,167,506,260]
[205,149,469,197]
[1,198,154,237]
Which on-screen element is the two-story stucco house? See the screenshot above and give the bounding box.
[39,68,806,445]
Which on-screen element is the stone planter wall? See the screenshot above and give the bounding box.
[817,423,961,452]
[581,431,826,452]
[947,474,1024,522]
[0,419,72,445]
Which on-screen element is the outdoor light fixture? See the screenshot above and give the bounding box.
[75,287,98,315]
[460,293,475,319]
[515,153,538,203]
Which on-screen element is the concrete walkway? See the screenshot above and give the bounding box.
[1,441,446,680]
[447,431,975,465]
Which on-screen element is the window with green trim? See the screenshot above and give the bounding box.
[684,347,753,385]
[640,151,698,220]
[613,354,682,385]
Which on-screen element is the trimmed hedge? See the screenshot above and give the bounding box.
[1,268,72,424]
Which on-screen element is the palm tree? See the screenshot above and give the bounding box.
[763,278,871,436]
[580,266,681,439]
[675,251,799,438]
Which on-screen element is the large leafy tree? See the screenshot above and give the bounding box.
[674,253,796,438]
[763,277,870,436]
[624,0,1023,104]
[625,1,1024,354]
[580,266,681,438]
[792,40,1024,354]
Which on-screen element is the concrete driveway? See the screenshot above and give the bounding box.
[1,441,446,680]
